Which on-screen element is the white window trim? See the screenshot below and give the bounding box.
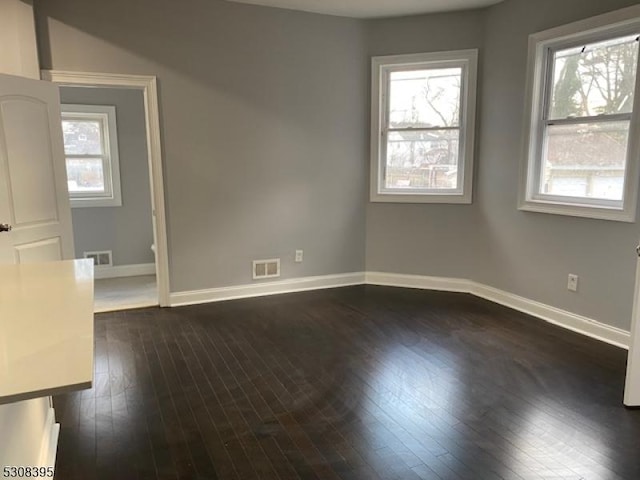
[62,104,122,208]
[370,49,478,204]
[519,5,640,222]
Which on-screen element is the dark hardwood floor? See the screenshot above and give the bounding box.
[53,285,640,480]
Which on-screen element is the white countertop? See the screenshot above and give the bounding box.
[0,260,94,405]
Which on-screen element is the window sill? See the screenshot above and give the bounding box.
[370,191,472,204]
[70,197,122,208]
[518,200,635,223]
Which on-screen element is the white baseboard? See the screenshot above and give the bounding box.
[169,270,630,349]
[38,406,59,468]
[469,282,630,349]
[366,271,630,349]
[365,271,470,293]
[169,272,366,307]
[94,263,156,280]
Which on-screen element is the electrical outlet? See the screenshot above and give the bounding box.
[295,250,303,263]
[567,274,578,292]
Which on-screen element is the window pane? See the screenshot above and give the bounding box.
[541,121,629,201]
[66,158,106,194]
[385,129,459,190]
[550,34,639,119]
[389,68,462,128]
[62,119,103,155]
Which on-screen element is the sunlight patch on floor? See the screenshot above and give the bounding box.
[94,274,157,313]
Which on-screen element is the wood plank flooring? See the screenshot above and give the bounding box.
[53,285,640,480]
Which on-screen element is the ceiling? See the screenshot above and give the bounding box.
[223,0,505,19]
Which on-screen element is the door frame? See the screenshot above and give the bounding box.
[625,253,640,406]
[41,70,171,307]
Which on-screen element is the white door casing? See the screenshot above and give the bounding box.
[41,70,171,307]
[0,73,74,265]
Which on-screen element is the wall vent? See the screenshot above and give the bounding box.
[84,250,113,267]
[253,258,280,280]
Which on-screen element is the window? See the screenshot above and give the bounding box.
[520,7,640,222]
[61,104,121,208]
[370,50,478,203]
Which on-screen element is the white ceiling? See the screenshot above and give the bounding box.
[224,0,505,19]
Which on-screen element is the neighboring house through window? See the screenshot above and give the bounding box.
[61,104,122,208]
[370,49,478,204]
[520,7,640,222]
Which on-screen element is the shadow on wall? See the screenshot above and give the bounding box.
[36,0,365,125]
[34,0,369,290]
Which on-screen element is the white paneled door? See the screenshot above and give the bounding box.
[0,73,74,264]
[625,246,640,406]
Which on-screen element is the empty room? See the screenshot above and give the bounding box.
[2,0,640,479]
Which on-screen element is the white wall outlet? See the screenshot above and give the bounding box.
[295,250,303,263]
[568,274,578,292]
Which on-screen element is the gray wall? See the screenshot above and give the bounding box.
[473,0,640,330]
[365,0,640,331]
[35,0,369,292]
[365,9,486,281]
[34,0,640,331]
[59,86,155,267]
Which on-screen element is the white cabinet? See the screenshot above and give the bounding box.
[0,260,94,471]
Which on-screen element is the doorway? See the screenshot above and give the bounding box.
[42,71,170,311]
